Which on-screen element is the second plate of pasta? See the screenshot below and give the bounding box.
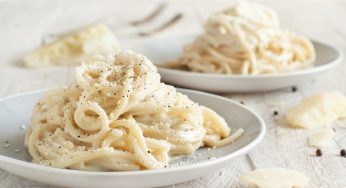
[133,34,342,93]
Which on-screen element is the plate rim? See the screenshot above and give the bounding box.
[0,89,266,176]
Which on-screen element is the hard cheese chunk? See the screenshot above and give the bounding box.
[240,168,309,188]
[24,24,121,67]
[308,128,335,147]
[286,91,346,128]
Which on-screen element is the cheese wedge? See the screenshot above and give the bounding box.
[240,168,309,188]
[286,91,346,128]
[24,24,121,67]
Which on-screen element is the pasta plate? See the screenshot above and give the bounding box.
[132,34,343,93]
[0,89,265,188]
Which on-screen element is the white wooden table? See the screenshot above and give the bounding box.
[1,0,346,187]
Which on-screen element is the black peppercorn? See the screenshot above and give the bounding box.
[291,86,297,92]
[316,149,322,156]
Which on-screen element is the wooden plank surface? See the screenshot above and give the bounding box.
[0,0,346,187]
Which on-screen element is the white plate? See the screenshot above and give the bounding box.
[132,34,343,93]
[0,89,265,188]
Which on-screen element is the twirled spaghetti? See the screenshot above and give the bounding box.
[25,51,243,171]
[166,1,315,75]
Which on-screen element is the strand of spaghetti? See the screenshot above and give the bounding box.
[204,129,244,147]
[111,119,169,169]
[64,102,110,143]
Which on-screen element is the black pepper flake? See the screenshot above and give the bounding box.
[77,135,81,138]
[147,151,151,153]
[164,165,167,168]
[5,141,8,144]
[273,110,279,116]
[240,101,244,105]
[341,149,346,157]
[291,86,297,92]
[58,146,61,149]
[316,148,322,156]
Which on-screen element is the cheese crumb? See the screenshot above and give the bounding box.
[240,168,309,188]
[286,91,346,128]
[308,128,335,147]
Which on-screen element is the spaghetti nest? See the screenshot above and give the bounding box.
[25,51,243,171]
[166,1,315,75]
